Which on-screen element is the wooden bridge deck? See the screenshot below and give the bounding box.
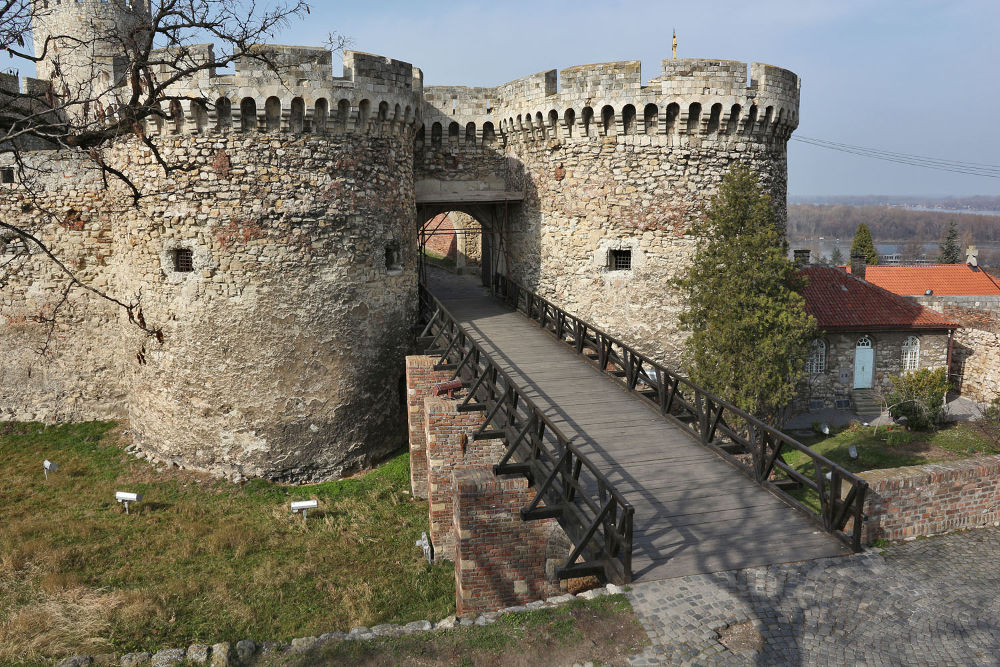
[428,271,850,582]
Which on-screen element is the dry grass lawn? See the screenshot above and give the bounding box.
[0,422,454,665]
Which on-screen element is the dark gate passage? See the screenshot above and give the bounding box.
[421,270,867,584]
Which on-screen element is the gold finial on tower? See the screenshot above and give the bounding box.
[672,29,677,59]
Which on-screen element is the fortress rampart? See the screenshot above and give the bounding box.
[3,8,800,480]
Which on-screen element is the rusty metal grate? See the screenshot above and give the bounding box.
[173,248,194,272]
[608,249,631,271]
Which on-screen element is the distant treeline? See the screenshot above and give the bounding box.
[789,195,1000,211]
[787,205,1000,244]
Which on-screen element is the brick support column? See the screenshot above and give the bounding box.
[424,396,506,562]
[453,469,569,616]
[405,355,452,499]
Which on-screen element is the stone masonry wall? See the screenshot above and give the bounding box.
[424,395,507,562]
[405,355,452,499]
[2,128,418,482]
[794,330,951,412]
[913,296,1000,403]
[861,456,1000,542]
[453,468,568,616]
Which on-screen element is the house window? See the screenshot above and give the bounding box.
[0,168,14,184]
[902,335,920,371]
[608,248,631,271]
[173,248,194,272]
[805,338,826,374]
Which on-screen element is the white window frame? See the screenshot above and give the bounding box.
[805,338,826,374]
[902,335,920,371]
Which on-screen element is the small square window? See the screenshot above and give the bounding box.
[173,248,194,272]
[608,248,631,271]
[0,168,14,184]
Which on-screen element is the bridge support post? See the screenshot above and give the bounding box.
[406,355,453,499]
[453,469,570,616]
[424,396,507,563]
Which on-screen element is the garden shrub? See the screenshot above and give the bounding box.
[888,368,949,431]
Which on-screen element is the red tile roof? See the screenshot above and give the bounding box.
[801,267,959,331]
[845,264,1000,296]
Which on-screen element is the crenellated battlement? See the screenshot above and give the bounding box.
[420,57,799,150]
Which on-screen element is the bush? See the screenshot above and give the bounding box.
[888,368,949,431]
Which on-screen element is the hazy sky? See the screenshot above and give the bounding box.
[269,0,998,197]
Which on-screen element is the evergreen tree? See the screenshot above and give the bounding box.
[674,165,817,426]
[938,222,961,264]
[830,247,845,265]
[850,223,879,265]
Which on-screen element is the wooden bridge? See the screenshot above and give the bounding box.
[420,270,868,584]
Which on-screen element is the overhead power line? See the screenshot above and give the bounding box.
[791,135,1000,179]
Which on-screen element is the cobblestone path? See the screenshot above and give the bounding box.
[626,527,1000,665]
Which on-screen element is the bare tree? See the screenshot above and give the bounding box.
[0,0,312,347]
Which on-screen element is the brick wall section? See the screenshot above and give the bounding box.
[453,469,568,616]
[861,455,1000,542]
[405,356,453,498]
[424,396,507,562]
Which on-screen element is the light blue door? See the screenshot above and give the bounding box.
[854,336,874,389]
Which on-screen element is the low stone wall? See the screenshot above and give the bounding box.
[861,455,1000,542]
[453,469,569,616]
[405,355,452,499]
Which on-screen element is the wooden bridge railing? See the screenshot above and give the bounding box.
[492,274,869,552]
[419,285,635,584]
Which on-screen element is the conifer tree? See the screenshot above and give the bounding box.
[674,165,817,426]
[938,222,961,264]
[830,247,845,265]
[850,223,879,265]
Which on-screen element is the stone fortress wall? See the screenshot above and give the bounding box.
[416,58,800,366]
[2,0,800,480]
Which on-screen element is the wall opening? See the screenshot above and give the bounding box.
[448,121,460,143]
[563,108,575,137]
[216,97,232,131]
[431,122,442,148]
[358,99,371,132]
[622,104,636,135]
[290,97,305,133]
[665,103,679,135]
[601,105,615,136]
[608,248,632,272]
[643,104,658,134]
[173,248,194,273]
[582,107,593,137]
[726,104,741,134]
[168,99,184,134]
[385,241,402,273]
[707,103,722,133]
[265,96,281,132]
[0,167,15,184]
[482,122,495,146]
[465,122,476,145]
[337,99,351,131]
[314,98,328,133]
[192,101,208,133]
[240,97,257,132]
[686,102,701,134]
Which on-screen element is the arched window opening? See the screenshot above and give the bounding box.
[622,104,636,135]
[314,98,329,133]
[601,105,615,136]
[378,101,389,125]
[337,99,351,131]
[414,125,425,150]
[762,106,774,135]
[806,339,826,374]
[548,109,558,137]
[404,106,412,124]
[856,336,873,348]
[168,99,184,134]
[264,96,281,132]
[216,97,232,131]
[744,105,758,135]
[240,98,256,133]
[448,121,460,143]
[465,122,476,145]
[581,107,593,137]
[665,103,679,135]
[726,104,741,135]
[482,121,495,146]
[707,103,722,133]
[533,111,543,139]
[563,108,575,138]
[902,336,920,371]
[431,122,442,148]
[358,99,371,132]
[643,103,658,134]
[686,102,701,134]
[290,97,304,133]
[392,104,402,132]
[192,101,208,133]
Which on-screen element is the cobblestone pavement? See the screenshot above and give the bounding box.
[626,527,1000,665]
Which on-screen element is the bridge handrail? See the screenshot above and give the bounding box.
[492,273,869,552]
[418,284,635,584]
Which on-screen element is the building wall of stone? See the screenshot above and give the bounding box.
[913,296,1000,403]
[2,127,418,482]
[794,330,951,412]
[860,455,1000,542]
[405,355,453,499]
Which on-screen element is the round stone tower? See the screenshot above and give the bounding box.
[31,0,150,100]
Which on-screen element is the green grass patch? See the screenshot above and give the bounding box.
[0,422,454,664]
[421,248,457,272]
[782,421,998,515]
